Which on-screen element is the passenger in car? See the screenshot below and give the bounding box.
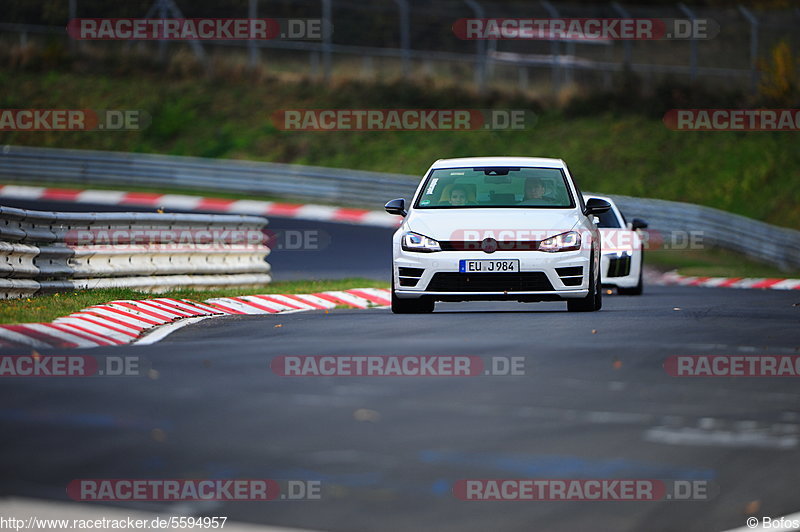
[448,186,469,206]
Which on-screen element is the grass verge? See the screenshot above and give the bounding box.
[0,278,389,325]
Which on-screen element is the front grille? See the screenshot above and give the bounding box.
[439,241,539,251]
[607,256,632,277]
[426,272,554,292]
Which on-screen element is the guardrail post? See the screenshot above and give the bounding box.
[156,0,168,63]
[68,0,77,54]
[738,5,759,94]
[487,37,497,79]
[465,0,487,94]
[393,0,411,79]
[518,66,528,91]
[321,0,333,82]
[540,0,562,93]
[164,0,207,66]
[249,0,259,68]
[677,3,698,81]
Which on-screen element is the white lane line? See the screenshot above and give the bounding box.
[134,316,214,345]
[644,426,798,450]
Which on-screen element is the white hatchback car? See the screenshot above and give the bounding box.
[584,194,648,295]
[385,157,611,313]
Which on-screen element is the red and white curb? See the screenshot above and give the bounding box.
[0,185,399,227]
[657,271,800,290]
[0,288,391,350]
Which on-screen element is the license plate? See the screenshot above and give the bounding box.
[459,259,520,273]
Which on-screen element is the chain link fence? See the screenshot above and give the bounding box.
[1,0,797,94]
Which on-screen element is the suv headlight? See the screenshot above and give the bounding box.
[402,232,441,252]
[539,231,581,252]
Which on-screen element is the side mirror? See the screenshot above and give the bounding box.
[631,218,648,230]
[585,198,611,216]
[385,198,407,216]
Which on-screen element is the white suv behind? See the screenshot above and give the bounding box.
[385,157,611,313]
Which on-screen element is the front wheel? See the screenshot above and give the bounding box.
[391,276,435,314]
[567,254,602,312]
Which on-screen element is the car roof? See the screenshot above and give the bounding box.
[430,157,566,169]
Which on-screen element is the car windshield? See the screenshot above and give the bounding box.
[415,167,575,209]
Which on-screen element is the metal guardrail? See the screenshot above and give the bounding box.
[0,145,418,207]
[1,145,799,272]
[608,195,800,273]
[0,203,271,299]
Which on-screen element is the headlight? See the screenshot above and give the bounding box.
[539,231,581,252]
[402,232,441,252]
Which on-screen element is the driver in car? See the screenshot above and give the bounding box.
[520,176,557,205]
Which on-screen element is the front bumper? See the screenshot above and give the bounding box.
[394,249,590,301]
[600,251,640,288]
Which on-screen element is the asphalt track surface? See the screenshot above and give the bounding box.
[1,199,800,531]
